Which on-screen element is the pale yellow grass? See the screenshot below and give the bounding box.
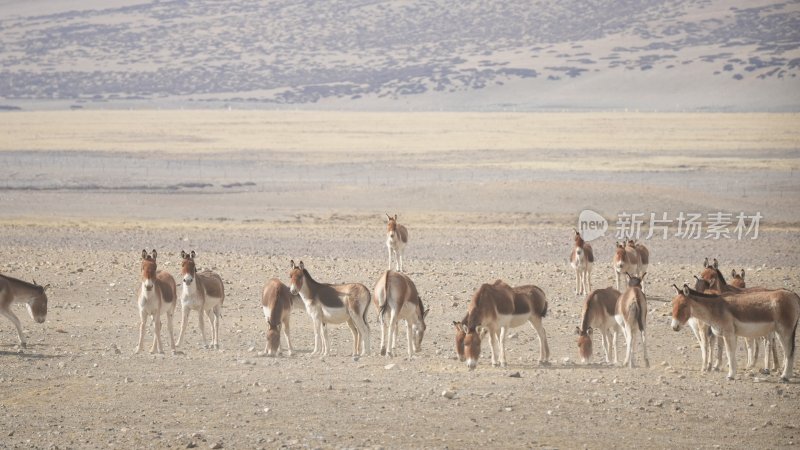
[1,110,798,170]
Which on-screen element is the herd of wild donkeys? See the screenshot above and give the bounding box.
[0,214,798,382]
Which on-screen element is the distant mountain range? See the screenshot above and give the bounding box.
[0,0,798,111]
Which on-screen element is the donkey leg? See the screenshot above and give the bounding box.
[387,309,399,357]
[197,308,208,348]
[529,318,550,364]
[0,308,26,348]
[574,269,580,295]
[497,327,508,367]
[405,321,414,358]
[722,334,737,380]
[151,316,163,354]
[379,309,387,356]
[398,250,404,272]
[175,306,190,347]
[623,324,633,368]
[212,306,222,349]
[135,312,147,354]
[640,329,650,368]
[387,245,393,270]
[778,328,795,382]
[283,318,293,356]
[166,311,176,353]
[346,319,359,356]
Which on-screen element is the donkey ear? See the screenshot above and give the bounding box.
[682,284,691,296]
[731,269,737,277]
[640,272,646,280]
[672,284,682,293]
[298,261,305,270]
[460,324,469,334]
[625,272,631,280]
[386,213,391,221]
[43,283,51,292]
[394,214,398,220]
[151,249,157,260]
[290,259,296,269]
[712,258,718,269]
[693,275,701,281]
[587,328,593,336]
[142,249,148,259]
[703,257,709,268]
[423,308,430,319]
[740,269,745,279]
[190,250,196,259]
[574,326,581,335]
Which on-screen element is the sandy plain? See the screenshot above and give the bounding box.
[1,111,800,449]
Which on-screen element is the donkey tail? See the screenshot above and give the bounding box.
[633,301,644,332]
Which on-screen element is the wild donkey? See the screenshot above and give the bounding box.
[372,270,429,358]
[613,242,640,291]
[626,239,649,291]
[0,274,48,348]
[386,214,408,272]
[616,273,649,368]
[136,249,177,354]
[671,284,800,381]
[455,280,550,370]
[289,260,371,357]
[697,258,778,372]
[575,287,622,364]
[261,278,302,357]
[176,251,225,349]
[569,229,594,295]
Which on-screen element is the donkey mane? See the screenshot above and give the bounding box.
[0,273,45,292]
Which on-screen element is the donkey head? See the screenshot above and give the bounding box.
[625,272,645,288]
[28,280,49,323]
[140,249,157,291]
[288,260,305,296]
[575,326,593,362]
[265,318,281,357]
[670,284,693,331]
[386,213,399,238]
[180,250,197,285]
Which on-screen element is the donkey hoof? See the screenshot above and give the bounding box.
[19,342,27,349]
[727,375,735,381]
[760,368,770,375]
[780,377,790,383]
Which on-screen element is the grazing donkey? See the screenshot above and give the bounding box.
[575,287,622,364]
[289,260,371,357]
[615,273,649,368]
[176,250,225,349]
[671,284,800,381]
[386,214,408,272]
[373,270,429,358]
[570,229,594,295]
[0,273,48,348]
[261,278,302,357]
[613,242,640,291]
[455,280,550,370]
[135,249,177,354]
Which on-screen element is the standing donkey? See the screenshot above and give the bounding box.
[626,239,650,291]
[615,273,649,368]
[570,229,594,295]
[0,273,48,348]
[261,278,302,357]
[289,260,371,357]
[386,214,408,272]
[613,242,640,291]
[176,250,225,350]
[136,249,177,354]
[372,270,429,358]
